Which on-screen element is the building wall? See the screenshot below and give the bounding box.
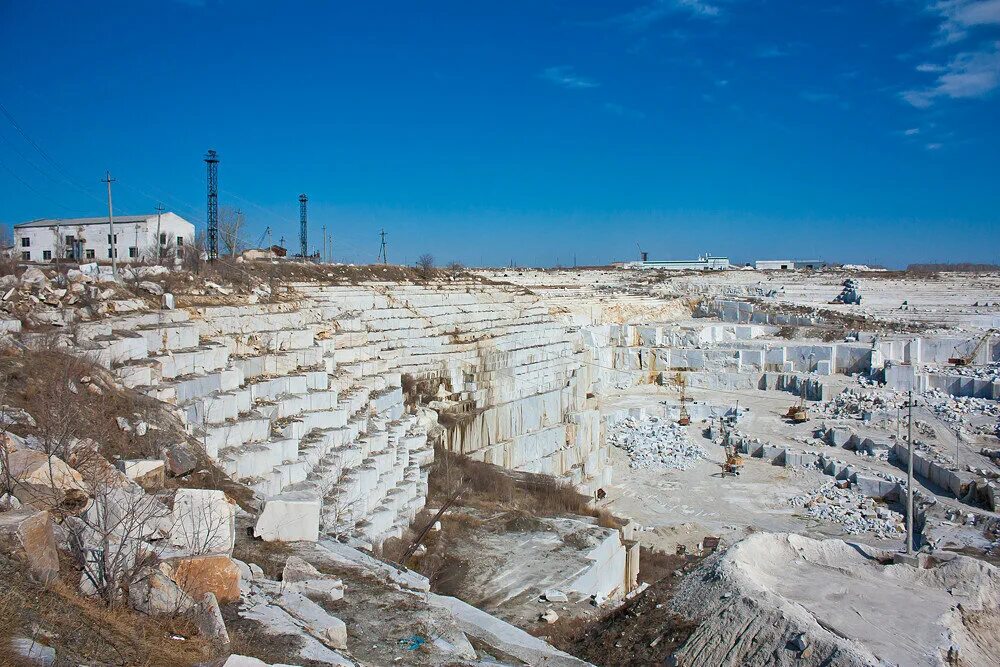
[14,213,194,264]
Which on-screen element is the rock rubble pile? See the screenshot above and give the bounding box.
[790,481,905,539]
[608,416,705,470]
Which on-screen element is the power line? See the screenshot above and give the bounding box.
[0,153,78,212]
[0,101,104,204]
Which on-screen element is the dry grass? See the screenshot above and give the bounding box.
[428,447,609,520]
[0,556,213,666]
[0,341,184,462]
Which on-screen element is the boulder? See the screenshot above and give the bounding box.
[116,459,165,491]
[542,589,568,603]
[254,491,320,542]
[282,555,344,601]
[9,637,56,666]
[20,267,48,287]
[0,509,60,584]
[6,450,89,514]
[276,590,348,650]
[191,592,230,646]
[164,442,199,477]
[138,281,164,296]
[170,554,242,604]
[171,488,236,555]
[129,564,195,615]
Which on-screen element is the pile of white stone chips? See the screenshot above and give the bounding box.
[608,415,705,470]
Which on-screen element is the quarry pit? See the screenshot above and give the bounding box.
[1,262,999,666]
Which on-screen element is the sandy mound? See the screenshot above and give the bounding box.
[670,533,1000,667]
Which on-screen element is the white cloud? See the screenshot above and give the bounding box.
[916,62,947,72]
[540,66,599,90]
[904,127,921,135]
[902,41,1000,106]
[617,0,725,29]
[929,1,1000,44]
[925,142,944,149]
[603,102,647,119]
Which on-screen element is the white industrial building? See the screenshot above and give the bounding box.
[13,213,195,264]
[755,259,826,270]
[622,255,731,271]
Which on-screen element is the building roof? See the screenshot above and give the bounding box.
[14,214,165,229]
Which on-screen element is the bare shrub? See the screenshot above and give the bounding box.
[218,207,246,257]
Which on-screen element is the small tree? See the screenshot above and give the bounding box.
[219,207,246,257]
[417,254,435,278]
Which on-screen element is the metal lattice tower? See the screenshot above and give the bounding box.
[299,193,308,259]
[205,150,220,261]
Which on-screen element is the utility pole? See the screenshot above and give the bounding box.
[378,229,388,264]
[906,390,914,555]
[101,171,118,277]
[322,224,327,264]
[155,203,165,263]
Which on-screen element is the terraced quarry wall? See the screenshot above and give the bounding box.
[70,279,612,548]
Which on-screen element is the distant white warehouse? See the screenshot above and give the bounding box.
[623,255,730,271]
[14,213,195,264]
[755,259,826,271]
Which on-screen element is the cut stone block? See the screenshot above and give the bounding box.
[192,591,230,646]
[254,491,321,542]
[171,488,236,555]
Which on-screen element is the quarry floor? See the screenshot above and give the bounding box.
[597,383,998,558]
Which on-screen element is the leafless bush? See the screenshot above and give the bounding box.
[219,207,247,257]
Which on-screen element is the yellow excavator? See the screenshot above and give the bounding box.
[722,443,744,476]
[785,382,809,423]
[948,329,996,367]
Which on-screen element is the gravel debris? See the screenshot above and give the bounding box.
[608,416,705,470]
[790,481,905,539]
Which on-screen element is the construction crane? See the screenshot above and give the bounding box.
[254,226,272,250]
[635,242,648,263]
[676,372,691,426]
[785,381,809,423]
[948,329,997,366]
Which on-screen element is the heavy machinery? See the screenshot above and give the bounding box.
[786,382,809,423]
[948,329,996,366]
[722,444,744,476]
[676,372,691,425]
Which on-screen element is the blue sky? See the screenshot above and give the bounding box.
[1,0,998,267]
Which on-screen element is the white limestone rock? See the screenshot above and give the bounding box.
[254,492,320,542]
[171,488,237,555]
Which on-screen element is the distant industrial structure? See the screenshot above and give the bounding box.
[205,149,220,261]
[13,213,194,263]
[755,259,826,270]
[620,254,731,271]
[299,193,308,258]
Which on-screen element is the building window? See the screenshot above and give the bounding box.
[65,250,74,259]
[21,251,30,260]
[129,247,138,258]
[176,236,184,247]
[160,233,167,245]
[108,248,117,258]
[176,247,183,258]
[85,249,95,259]
[20,237,29,247]
[107,234,118,244]
[65,234,75,245]
[42,250,52,260]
